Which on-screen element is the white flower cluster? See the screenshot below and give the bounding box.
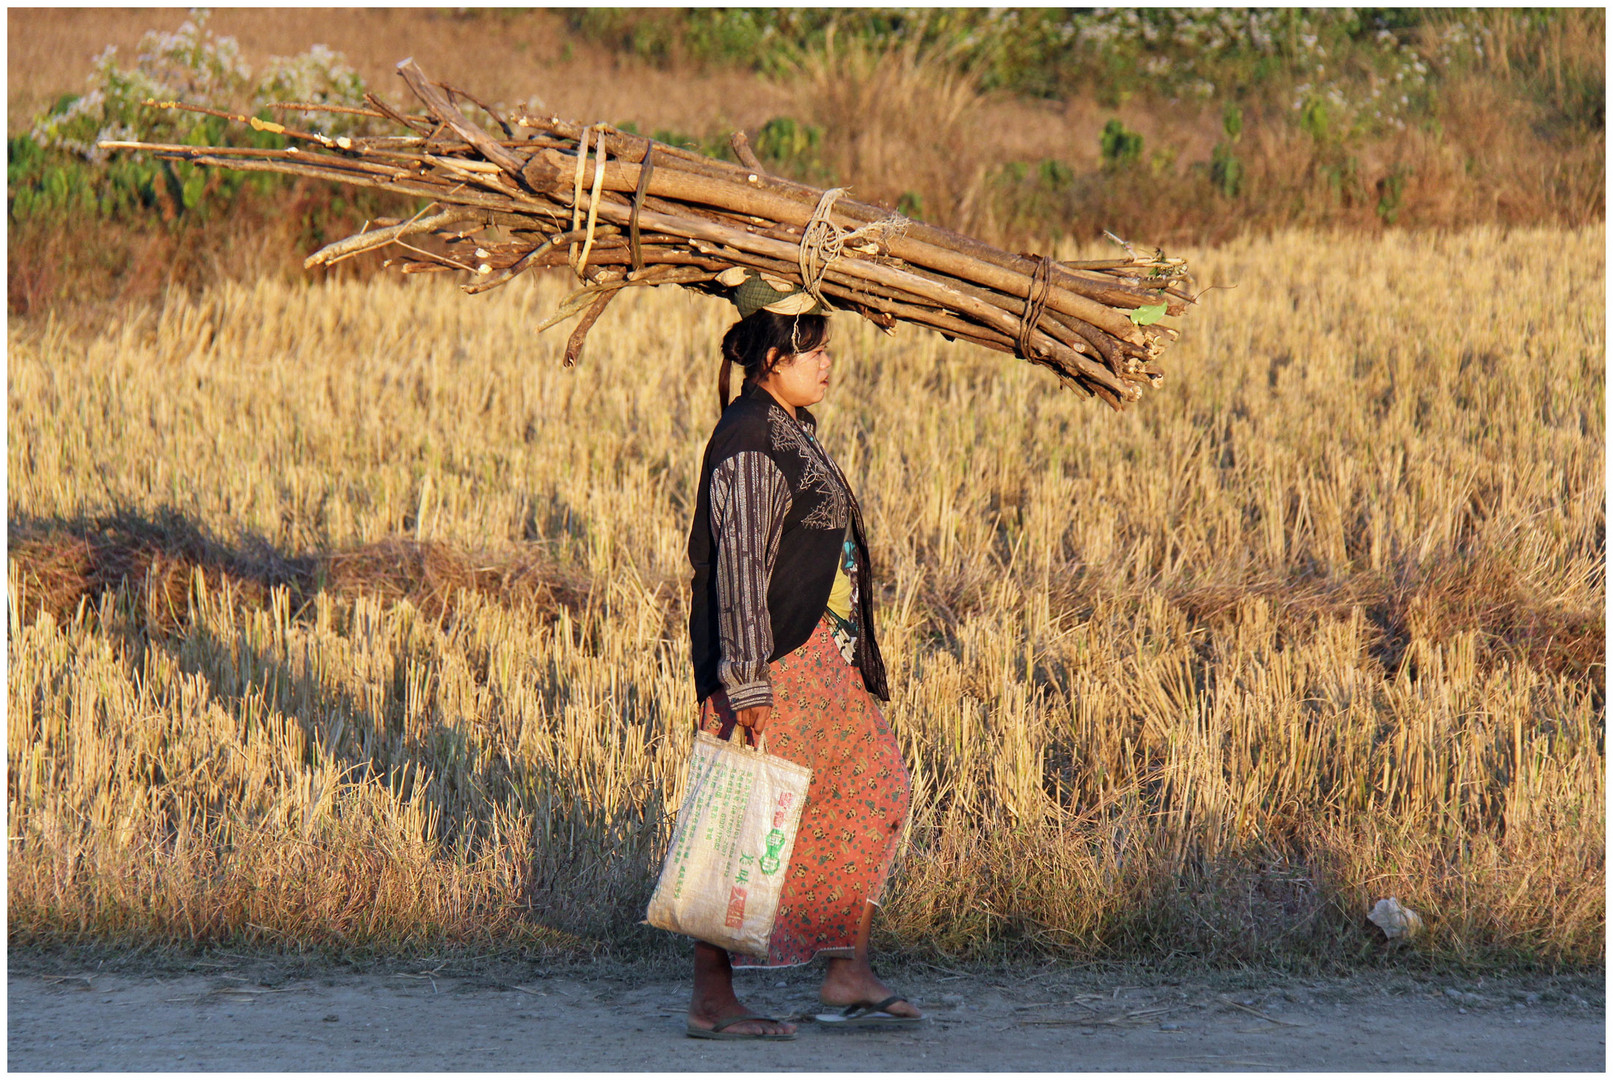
[1425,18,1492,73]
[30,10,374,163]
[135,14,253,98]
[29,42,180,164]
[1055,9,1493,129]
[1073,8,1292,61]
[254,44,370,135]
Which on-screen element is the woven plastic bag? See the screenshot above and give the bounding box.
[646,727,812,957]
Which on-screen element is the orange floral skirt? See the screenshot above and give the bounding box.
[698,617,911,967]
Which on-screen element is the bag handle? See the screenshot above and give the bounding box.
[722,721,766,756]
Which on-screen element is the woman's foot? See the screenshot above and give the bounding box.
[687,997,797,1038]
[818,957,921,1018]
[689,941,797,1037]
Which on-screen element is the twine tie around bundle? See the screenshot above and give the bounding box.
[797,188,909,310]
[1018,255,1053,360]
[568,125,608,280]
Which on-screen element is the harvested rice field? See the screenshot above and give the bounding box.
[9,225,1602,977]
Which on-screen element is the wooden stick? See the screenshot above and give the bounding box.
[395,59,525,177]
[513,145,1147,343]
[101,61,1191,409]
[138,100,337,147]
[730,131,769,176]
[304,207,476,268]
[125,148,540,214]
[129,133,1156,339]
[462,228,590,295]
[364,92,433,133]
[522,115,1184,312]
[130,137,1132,395]
[265,101,390,120]
[98,141,412,180]
[563,289,619,367]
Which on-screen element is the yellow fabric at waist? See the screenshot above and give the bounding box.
[826,563,852,621]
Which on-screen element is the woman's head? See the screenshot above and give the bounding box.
[719,310,831,412]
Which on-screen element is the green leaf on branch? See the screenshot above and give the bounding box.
[1129,303,1168,326]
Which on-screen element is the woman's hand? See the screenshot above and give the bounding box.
[735,705,771,736]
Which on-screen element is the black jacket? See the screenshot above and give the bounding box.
[687,382,889,704]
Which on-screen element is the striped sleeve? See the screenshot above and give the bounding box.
[709,449,792,710]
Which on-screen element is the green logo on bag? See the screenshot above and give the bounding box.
[759,828,785,874]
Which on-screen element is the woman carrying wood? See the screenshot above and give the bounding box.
[682,273,922,1040]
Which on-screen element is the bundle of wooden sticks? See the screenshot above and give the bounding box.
[103,59,1197,409]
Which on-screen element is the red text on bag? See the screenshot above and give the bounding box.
[772,791,795,829]
[724,885,748,928]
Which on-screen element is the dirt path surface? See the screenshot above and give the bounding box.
[8,958,1603,1072]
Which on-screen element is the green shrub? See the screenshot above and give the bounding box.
[1376,167,1408,225]
[1209,144,1244,199]
[984,157,1083,241]
[752,116,832,184]
[1100,120,1144,170]
[1210,104,1245,199]
[14,11,377,227]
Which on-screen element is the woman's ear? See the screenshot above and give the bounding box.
[762,347,782,375]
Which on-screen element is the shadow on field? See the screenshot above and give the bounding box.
[7,506,643,939]
[8,507,590,627]
[1167,560,1604,699]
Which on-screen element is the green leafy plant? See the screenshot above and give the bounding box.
[1100,119,1144,170]
[1209,144,1244,199]
[1037,158,1074,188]
[1299,95,1332,144]
[1376,166,1409,225]
[752,116,832,185]
[15,12,376,226]
[1210,103,1245,198]
[1222,102,1244,141]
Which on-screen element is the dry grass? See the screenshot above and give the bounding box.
[8,225,1604,969]
[7,10,1601,317]
[11,9,1601,236]
[6,8,793,140]
[791,28,987,222]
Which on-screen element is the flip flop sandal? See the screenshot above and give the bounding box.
[686,1013,798,1041]
[812,995,923,1028]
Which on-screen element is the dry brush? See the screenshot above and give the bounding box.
[101,59,1197,411]
[7,225,1604,968]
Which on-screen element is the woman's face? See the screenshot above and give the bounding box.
[758,339,834,411]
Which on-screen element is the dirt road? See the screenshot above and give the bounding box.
[8,958,1603,1071]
